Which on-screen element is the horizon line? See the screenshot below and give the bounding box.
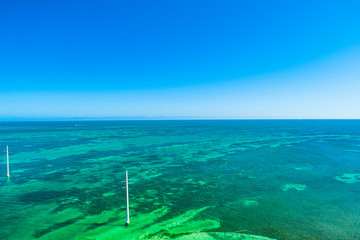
[1,117,360,122]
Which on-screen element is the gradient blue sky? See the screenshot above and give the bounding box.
[1,0,360,119]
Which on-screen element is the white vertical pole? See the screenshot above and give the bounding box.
[126,170,130,225]
[6,145,10,178]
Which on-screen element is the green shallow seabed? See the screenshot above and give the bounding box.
[1,120,360,239]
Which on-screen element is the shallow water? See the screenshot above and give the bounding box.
[0,120,360,239]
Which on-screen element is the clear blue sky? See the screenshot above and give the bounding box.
[1,0,360,119]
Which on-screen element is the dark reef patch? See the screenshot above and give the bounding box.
[33,216,84,238]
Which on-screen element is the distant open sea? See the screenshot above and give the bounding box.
[0,120,359,240]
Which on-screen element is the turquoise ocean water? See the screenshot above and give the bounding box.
[0,120,359,240]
